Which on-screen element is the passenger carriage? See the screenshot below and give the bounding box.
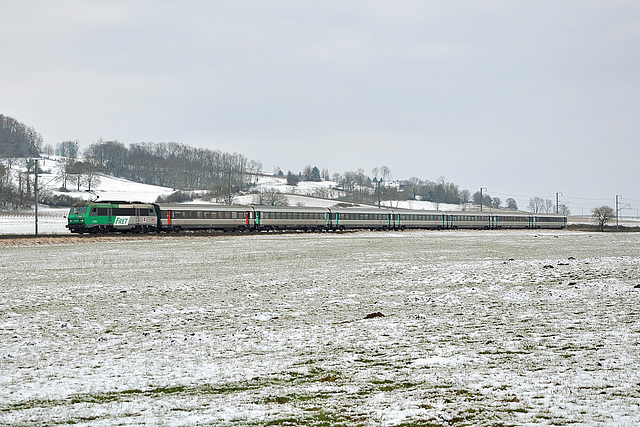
[446,212,492,229]
[491,211,532,229]
[328,207,393,230]
[530,213,567,229]
[158,204,252,232]
[392,209,446,230]
[253,206,329,231]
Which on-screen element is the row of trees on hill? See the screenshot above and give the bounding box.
[77,140,262,197]
[295,166,518,210]
[0,114,42,159]
[277,165,518,210]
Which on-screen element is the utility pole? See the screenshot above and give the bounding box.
[556,192,562,214]
[479,187,487,212]
[228,170,232,205]
[34,159,39,236]
[616,194,621,229]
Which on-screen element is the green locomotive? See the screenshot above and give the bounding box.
[66,201,159,234]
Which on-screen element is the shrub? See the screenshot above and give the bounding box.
[155,191,196,203]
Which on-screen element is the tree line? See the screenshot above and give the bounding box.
[273,165,524,211]
[0,114,42,159]
[55,140,262,199]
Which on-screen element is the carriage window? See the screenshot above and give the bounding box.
[97,208,109,216]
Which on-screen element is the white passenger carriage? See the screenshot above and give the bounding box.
[491,211,532,229]
[158,204,252,232]
[254,206,329,231]
[446,212,492,229]
[329,207,393,230]
[531,213,568,229]
[392,209,446,230]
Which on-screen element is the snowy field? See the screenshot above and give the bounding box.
[2,231,640,425]
[0,209,68,235]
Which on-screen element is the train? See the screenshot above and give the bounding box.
[66,200,567,234]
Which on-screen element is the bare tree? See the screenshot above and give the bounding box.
[254,188,288,206]
[42,143,54,157]
[558,204,570,216]
[56,158,75,191]
[302,165,314,181]
[84,161,102,191]
[68,161,87,191]
[460,189,471,205]
[433,183,445,210]
[380,166,392,182]
[56,140,79,158]
[528,197,545,213]
[405,177,422,200]
[371,167,380,180]
[342,171,357,193]
[592,206,615,231]
[312,187,331,199]
[544,199,554,213]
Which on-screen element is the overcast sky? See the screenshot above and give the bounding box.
[2,1,639,213]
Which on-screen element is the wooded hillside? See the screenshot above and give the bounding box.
[0,114,42,158]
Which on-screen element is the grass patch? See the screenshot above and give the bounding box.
[398,421,444,427]
[3,379,267,413]
[377,382,419,392]
[265,396,291,404]
[264,417,300,426]
[262,410,341,426]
